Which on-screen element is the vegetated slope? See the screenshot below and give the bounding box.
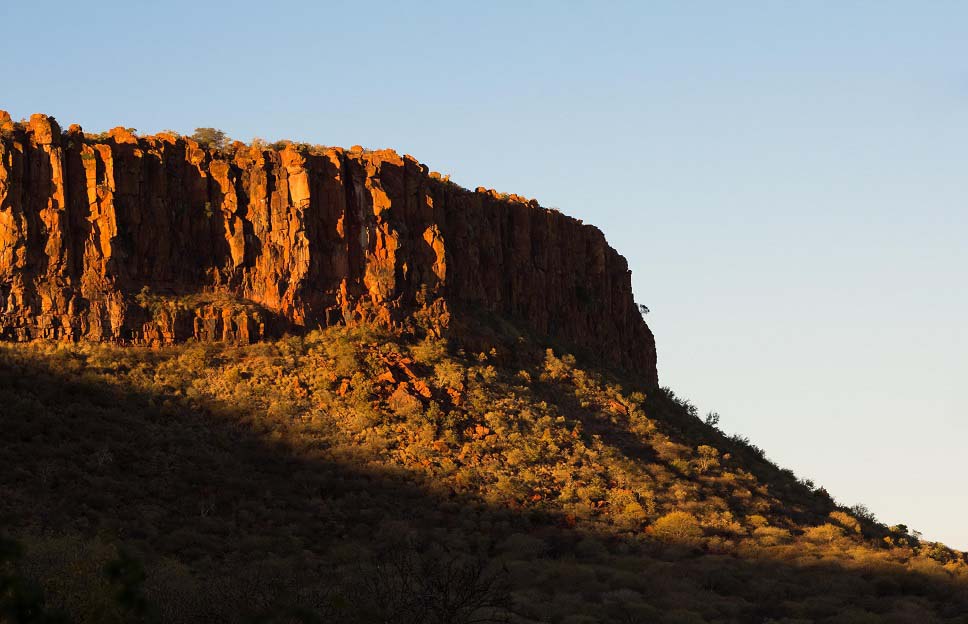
[2,323,967,623]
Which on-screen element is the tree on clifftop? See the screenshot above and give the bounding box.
[190,127,228,150]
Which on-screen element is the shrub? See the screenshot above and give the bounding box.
[752,526,792,546]
[829,511,862,534]
[542,349,575,381]
[923,542,955,564]
[411,336,447,364]
[803,524,846,544]
[650,512,702,545]
[696,445,720,473]
[345,543,510,624]
[433,360,465,391]
[849,504,878,524]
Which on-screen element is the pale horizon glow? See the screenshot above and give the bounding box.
[2,1,965,548]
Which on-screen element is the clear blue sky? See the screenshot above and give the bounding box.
[3,1,966,548]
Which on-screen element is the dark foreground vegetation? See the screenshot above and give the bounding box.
[2,322,967,623]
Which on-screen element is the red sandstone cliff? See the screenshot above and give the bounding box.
[0,112,657,384]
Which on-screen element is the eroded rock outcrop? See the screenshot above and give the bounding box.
[0,112,657,383]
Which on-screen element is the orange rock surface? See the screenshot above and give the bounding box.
[0,113,657,384]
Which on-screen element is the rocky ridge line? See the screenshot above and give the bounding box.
[0,112,657,384]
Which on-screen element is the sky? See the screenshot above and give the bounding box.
[2,1,965,548]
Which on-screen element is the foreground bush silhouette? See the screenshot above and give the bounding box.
[343,542,509,624]
[0,537,67,624]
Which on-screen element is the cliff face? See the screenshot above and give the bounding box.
[0,112,657,384]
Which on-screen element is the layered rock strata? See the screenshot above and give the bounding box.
[0,112,657,383]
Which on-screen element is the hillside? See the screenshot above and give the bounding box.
[1,114,967,623]
[3,330,967,623]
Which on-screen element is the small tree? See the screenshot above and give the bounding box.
[829,511,861,534]
[190,127,228,150]
[695,445,720,473]
[803,523,845,544]
[346,543,510,624]
[650,512,702,545]
[849,503,877,524]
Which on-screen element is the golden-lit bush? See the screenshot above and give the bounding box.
[752,526,793,546]
[828,510,862,534]
[695,445,720,473]
[804,524,846,544]
[650,512,703,545]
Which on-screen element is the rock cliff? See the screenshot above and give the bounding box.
[0,112,657,384]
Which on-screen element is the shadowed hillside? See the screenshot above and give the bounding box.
[2,322,967,623]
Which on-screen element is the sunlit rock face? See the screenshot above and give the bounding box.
[0,112,657,384]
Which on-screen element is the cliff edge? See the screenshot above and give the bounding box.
[0,112,657,384]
